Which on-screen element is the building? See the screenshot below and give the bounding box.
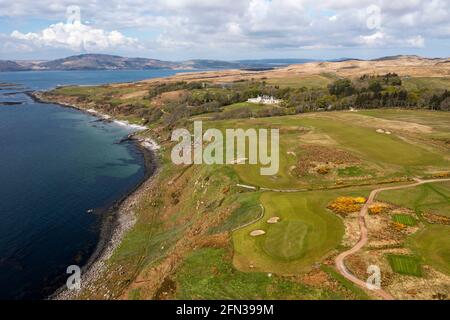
[248,95,282,105]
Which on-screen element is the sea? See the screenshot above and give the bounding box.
[0,69,182,299]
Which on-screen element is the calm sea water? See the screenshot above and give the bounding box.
[0,70,181,299]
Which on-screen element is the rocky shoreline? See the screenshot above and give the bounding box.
[28,91,161,300]
[52,146,159,300]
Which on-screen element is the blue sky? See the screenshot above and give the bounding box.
[0,0,449,61]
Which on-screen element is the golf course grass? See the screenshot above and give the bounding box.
[408,225,450,276]
[378,182,450,276]
[209,112,449,190]
[387,255,423,277]
[378,181,450,217]
[175,248,348,300]
[232,189,372,274]
[392,214,417,226]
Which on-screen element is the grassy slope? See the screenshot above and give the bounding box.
[266,74,335,89]
[175,248,346,300]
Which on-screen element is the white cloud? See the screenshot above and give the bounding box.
[0,0,448,57]
[11,21,139,51]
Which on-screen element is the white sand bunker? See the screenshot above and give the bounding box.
[267,217,281,224]
[250,230,266,237]
[377,129,393,135]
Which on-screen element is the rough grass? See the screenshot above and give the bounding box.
[387,255,423,277]
[321,266,371,300]
[175,248,346,300]
[266,75,334,89]
[402,77,450,91]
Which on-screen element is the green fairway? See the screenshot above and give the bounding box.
[222,102,277,112]
[358,109,450,134]
[211,112,448,189]
[392,214,417,226]
[388,255,423,277]
[297,116,446,167]
[409,225,450,275]
[378,182,450,217]
[231,189,371,274]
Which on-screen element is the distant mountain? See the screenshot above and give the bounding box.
[181,59,245,69]
[0,54,315,72]
[38,54,179,71]
[1,54,444,72]
[0,60,28,72]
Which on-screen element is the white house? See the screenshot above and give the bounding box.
[248,95,282,105]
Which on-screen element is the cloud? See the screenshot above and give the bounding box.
[11,21,139,51]
[0,0,448,58]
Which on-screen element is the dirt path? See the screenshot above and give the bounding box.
[335,178,450,300]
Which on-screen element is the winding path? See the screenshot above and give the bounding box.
[335,178,450,300]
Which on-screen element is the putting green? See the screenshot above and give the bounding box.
[263,221,309,261]
[232,189,364,274]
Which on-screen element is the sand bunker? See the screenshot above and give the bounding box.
[250,230,266,237]
[267,217,281,224]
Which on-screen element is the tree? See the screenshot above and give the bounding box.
[369,80,383,94]
[328,79,355,97]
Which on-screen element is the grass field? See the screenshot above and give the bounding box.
[408,225,450,275]
[266,74,335,89]
[378,182,450,276]
[402,77,450,92]
[358,109,450,135]
[392,214,417,226]
[378,182,450,217]
[232,189,372,274]
[222,102,278,112]
[174,248,347,300]
[209,112,448,190]
[387,255,423,277]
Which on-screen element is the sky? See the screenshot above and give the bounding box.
[0,0,449,61]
